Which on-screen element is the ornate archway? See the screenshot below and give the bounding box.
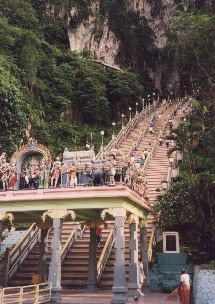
[11,138,52,165]
[10,138,52,190]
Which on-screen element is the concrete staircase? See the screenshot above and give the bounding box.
[9,222,78,286]
[61,223,113,287]
[6,100,187,290]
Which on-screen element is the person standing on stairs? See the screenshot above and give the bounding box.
[143,149,148,160]
[138,258,146,297]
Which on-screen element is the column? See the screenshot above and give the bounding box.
[112,214,127,304]
[140,221,150,293]
[37,228,49,282]
[0,220,3,252]
[101,208,127,304]
[127,215,139,298]
[48,218,63,303]
[87,227,97,292]
[42,209,76,303]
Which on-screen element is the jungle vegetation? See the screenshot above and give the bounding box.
[1,0,215,262]
[154,4,215,264]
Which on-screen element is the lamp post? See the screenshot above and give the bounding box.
[152,92,155,107]
[147,95,150,105]
[142,98,145,109]
[112,122,116,138]
[135,102,138,114]
[128,107,132,121]
[100,130,104,160]
[121,113,125,128]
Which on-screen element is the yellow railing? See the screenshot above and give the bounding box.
[0,282,52,304]
[97,228,114,281]
[7,228,40,278]
[2,223,40,287]
[61,230,75,256]
[61,230,75,262]
[147,226,155,262]
[10,223,37,257]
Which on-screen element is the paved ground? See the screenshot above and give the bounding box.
[60,290,179,304]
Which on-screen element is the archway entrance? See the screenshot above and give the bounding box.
[10,139,52,190]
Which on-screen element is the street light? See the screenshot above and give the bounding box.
[135,102,138,114]
[100,130,104,160]
[128,107,132,120]
[121,113,125,128]
[112,122,116,138]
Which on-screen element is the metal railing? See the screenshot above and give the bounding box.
[61,223,85,263]
[2,224,40,287]
[147,98,186,261]
[96,99,160,160]
[97,228,115,282]
[147,225,156,262]
[0,282,52,304]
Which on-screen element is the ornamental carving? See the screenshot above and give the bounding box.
[0,212,14,223]
[10,138,52,165]
[126,213,139,224]
[101,208,127,220]
[41,209,76,221]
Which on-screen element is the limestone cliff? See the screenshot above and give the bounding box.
[67,0,176,69]
[65,0,207,91]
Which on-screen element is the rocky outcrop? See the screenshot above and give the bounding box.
[67,1,177,66]
[67,1,120,69]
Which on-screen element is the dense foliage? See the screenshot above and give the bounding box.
[0,0,143,157]
[154,97,215,263]
[153,4,215,263]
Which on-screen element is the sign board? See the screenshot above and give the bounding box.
[163,232,179,253]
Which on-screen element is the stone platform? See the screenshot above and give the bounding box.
[60,289,179,304]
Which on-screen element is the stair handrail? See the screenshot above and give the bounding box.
[10,223,37,257]
[97,227,115,282]
[61,230,75,263]
[61,223,84,263]
[127,123,149,161]
[0,282,52,304]
[96,100,160,160]
[3,224,41,286]
[148,224,156,262]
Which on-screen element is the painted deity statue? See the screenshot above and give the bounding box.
[8,163,17,190]
[0,156,10,190]
[39,158,47,188]
[50,157,61,188]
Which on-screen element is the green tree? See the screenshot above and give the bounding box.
[154,98,215,263]
[0,56,28,156]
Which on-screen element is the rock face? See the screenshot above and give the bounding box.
[67,0,176,69]
[68,1,120,69]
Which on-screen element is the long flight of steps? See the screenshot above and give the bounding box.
[98,222,143,290]
[8,222,114,287]
[144,104,188,232]
[119,106,162,157]
[61,223,114,287]
[9,222,78,286]
[7,100,187,290]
